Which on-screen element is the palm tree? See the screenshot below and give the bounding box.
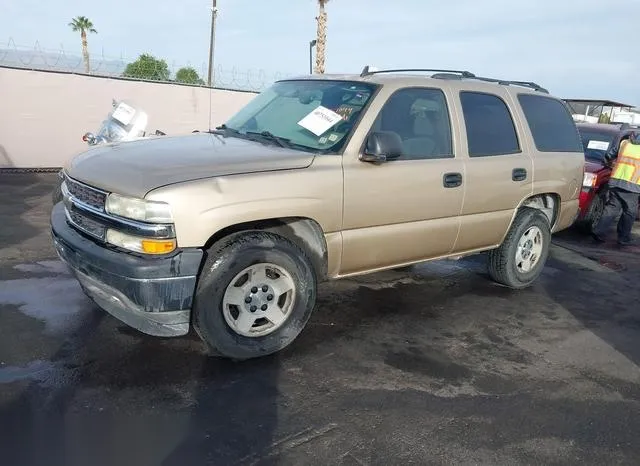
[314,0,330,74]
[69,16,97,74]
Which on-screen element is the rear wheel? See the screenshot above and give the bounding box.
[193,231,317,360]
[488,208,551,289]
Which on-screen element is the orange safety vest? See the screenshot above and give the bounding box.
[609,140,640,193]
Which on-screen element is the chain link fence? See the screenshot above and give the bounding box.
[0,38,296,92]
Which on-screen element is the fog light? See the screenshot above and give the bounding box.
[106,229,176,255]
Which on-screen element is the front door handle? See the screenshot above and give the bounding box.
[443,172,462,188]
[512,168,527,181]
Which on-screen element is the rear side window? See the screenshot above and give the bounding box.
[518,94,583,152]
[460,91,520,157]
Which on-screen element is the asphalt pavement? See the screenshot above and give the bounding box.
[1,173,639,466]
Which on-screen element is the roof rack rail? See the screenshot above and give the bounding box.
[471,76,549,94]
[360,66,476,79]
[358,66,549,93]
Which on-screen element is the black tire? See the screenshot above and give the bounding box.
[487,208,551,289]
[192,231,317,360]
[579,191,606,233]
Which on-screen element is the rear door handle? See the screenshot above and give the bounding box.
[512,168,527,181]
[443,172,462,188]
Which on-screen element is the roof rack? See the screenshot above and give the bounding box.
[360,66,475,78]
[359,66,549,93]
[472,76,549,94]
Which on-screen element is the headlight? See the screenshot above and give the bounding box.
[583,172,597,188]
[106,229,176,255]
[105,193,173,223]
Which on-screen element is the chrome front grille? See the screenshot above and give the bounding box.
[61,174,108,241]
[59,172,176,243]
[66,207,106,240]
[64,175,107,211]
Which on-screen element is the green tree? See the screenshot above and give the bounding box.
[68,16,97,74]
[123,53,170,81]
[175,67,205,85]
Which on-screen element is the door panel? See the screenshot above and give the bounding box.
[453,90,533,252]
[456,154,533,250]
[341,159,465,274]
[340,86,465,275]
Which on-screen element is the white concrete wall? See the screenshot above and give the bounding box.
[0,67,258,168]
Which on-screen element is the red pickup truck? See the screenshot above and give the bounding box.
[575,122,640,231]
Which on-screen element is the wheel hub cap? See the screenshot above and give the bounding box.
[515,226,543,273]
[222,263,296,337]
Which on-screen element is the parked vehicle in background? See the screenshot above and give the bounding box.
[575,122,640,231]
[51,67,584,360]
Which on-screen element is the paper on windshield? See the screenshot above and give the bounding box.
[297,105,343,136]
[587,140,610,151]
[111,102,136,125]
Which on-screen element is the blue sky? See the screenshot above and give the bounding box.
[2,0,638,105]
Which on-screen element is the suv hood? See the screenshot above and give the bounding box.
[65,133,316,198]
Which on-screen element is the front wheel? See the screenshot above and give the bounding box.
[487,208,551,289]
[193,231,317,360]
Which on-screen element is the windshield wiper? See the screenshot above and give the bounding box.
[245,131,292,149]
[211,123,241,135]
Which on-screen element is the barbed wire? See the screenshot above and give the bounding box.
[0,37,297,92]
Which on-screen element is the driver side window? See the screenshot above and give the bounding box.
[370,87,454,160]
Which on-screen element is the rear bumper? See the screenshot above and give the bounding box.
[50,202,203,337]
[578,188,595,219]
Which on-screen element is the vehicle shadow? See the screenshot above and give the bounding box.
[0,320,282,466]
[160,345,282,466]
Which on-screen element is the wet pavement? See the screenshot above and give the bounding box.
[1,173,639,466]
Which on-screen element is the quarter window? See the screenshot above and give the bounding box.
[370,87,454,160]
[460,91,520,157]
[518,94,583,152]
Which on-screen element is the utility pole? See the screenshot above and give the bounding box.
[309,40,317,74]
[207,0,218,87]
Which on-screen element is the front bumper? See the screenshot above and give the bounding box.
[51,202,203,337]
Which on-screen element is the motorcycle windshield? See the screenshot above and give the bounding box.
[96,119,129,142]
[97,101,149,143]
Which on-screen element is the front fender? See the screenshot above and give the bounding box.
[195,197,330,245]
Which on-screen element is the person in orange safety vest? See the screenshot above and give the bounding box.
[592,130,640,245]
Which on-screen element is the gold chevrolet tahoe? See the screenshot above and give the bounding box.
[51,68,584,359]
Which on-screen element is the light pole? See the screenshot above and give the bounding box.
[309,39,317,74]
[207,0,218,87]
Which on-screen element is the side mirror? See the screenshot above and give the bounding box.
[360,131,403,163]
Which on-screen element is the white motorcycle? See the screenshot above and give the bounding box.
[52,99,173,204]
[82,99,162,146]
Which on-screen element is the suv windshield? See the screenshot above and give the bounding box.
[222,79,377,153]
[577,128,616,162]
